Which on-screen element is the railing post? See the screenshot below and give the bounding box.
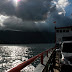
[47,51,48,57]
[41,54,43,65]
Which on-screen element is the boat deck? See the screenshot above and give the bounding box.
[53,50,61,72]
[35,50,72,72]
[8,47,72,72]
[42,50,61,72]
[34,53,52,72]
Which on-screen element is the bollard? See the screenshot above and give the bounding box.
[47,51,48,57]
[41,54,43,64]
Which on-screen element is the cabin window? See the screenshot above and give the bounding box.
[63,30,65,32]
[62,43,72,53]
[71,28,72,31]
[56,30,59,32]
[60,30,62,33]
[66,30,69,32]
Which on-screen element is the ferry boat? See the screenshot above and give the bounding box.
[55,26,72,72]
[55,26,72,43]
[8,26,72,72]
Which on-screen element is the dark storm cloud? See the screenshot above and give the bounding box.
[51,10,72,27]
[3,16,39,31]
[3,16,50,31]
[0,0,72,32]
[54,15,72,27]
[2,6,72,32]
[0,0,53,21]
[45,10,72,32]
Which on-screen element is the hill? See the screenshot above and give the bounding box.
[0,30,55,44]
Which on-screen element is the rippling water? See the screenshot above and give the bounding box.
[0,43,55,72]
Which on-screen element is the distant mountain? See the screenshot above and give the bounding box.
[0,30,55,44]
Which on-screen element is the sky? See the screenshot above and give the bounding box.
[0,0,72,32]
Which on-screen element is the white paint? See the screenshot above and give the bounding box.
[56,28,72,43]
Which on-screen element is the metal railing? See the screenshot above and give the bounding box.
[8,47,56,72]
[42,49,56,72]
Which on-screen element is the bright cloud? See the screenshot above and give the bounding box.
[57,0,69,8]
[58,12,64,15]
[53,0,70,16]
[0,15,9,27]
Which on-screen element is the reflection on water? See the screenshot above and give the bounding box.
[0,44,55,72]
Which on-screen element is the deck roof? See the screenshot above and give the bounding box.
[55,26,72,29]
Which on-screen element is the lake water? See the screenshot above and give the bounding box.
[0,43,55,72]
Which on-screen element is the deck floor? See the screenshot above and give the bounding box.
[53,51,61,72]
[34,50,72,72]
[54,51,72,72]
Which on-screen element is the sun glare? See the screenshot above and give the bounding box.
[13,0,20,7]
[13,0,27,7]
[14,0,18,6]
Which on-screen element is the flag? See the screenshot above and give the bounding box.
[53,21,56,24]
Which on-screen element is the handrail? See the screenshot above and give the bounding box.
[8,47,56,72]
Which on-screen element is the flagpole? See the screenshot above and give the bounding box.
[53,21,56,47]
